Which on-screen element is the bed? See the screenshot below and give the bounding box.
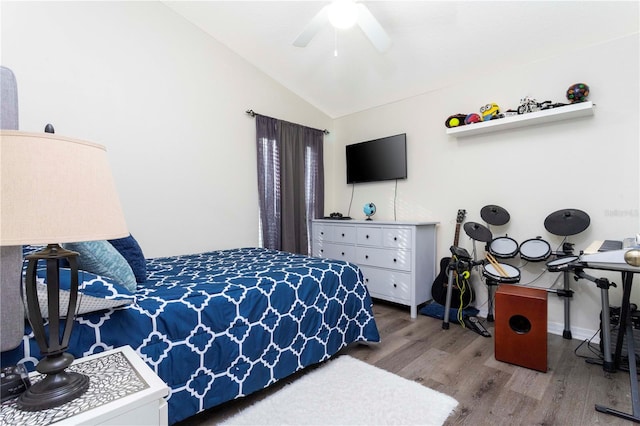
[1,245,380,425]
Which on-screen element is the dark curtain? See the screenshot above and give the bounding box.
[255,115,324,255]
[256,115,280,250]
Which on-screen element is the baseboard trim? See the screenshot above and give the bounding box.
[547,321,600,343]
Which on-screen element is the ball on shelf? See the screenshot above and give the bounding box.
[464,113,482,125]
[566,83,589,103]
[445,114,467,128]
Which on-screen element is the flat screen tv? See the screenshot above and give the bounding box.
[346,133,407,184]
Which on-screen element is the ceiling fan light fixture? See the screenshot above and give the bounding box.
[328,0,359,29]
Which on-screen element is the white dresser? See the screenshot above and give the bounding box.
[312,219,438,318]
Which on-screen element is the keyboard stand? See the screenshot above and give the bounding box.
[573,268,615,372]
[594,271,640,422]
[578,264,640,422]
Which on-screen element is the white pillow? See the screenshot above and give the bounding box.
[23,267,136,318]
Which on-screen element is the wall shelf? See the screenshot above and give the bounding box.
[446,101,595,138]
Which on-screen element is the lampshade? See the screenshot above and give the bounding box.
[1,129,129,410]
[1,130,129,246]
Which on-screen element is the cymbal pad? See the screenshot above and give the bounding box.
[544,208,590,236]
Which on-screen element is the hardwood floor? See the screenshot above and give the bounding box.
[178,300,636,425]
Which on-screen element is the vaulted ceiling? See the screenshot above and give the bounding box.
[164,1,639,118]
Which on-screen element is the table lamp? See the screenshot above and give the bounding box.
[0,130,128,410]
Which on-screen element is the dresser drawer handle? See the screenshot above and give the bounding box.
[366,235,369,239]
[393,258,397,263]
[393,283,397,288]
[320,231,324,236]
[394,237,397,241]
[341,252,345,256]
[341,233,345,237]
[365,255,369,259]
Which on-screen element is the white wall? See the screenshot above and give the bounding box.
[1,1,333,257]
[329,34,640,339]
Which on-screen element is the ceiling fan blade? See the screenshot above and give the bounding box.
[293,5,329,47]
[356,3,391,52]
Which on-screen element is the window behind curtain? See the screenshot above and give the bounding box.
[255,115,324,255]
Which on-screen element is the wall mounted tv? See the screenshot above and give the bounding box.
[346,133,407,184]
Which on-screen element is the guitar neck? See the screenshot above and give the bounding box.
[453,223,462,248]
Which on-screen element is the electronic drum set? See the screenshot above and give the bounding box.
[444,204,591,339]
[443,205,640,423]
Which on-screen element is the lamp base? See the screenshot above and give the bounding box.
[17,369,89,411]
[20,245,90,411]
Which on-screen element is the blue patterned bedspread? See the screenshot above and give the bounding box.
[1,248,380,424]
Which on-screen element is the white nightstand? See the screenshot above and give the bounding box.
[0,345,169,425]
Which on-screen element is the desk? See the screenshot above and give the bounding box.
[578,249,640,423]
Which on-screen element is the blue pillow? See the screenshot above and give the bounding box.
[63,241,137,292]
[108,234,147,283]
[25,268,135,318]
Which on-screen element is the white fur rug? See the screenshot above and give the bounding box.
[221,355,458,425]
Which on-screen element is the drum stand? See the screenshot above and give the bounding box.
[442,259,458,330]
[557,243,577,340]
[485,279,499,322]
[560,269,574,339]
[466,238,497,322]
[442,246,479,329]
[543,208,591,340]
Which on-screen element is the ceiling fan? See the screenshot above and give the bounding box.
[293,0,391,53]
